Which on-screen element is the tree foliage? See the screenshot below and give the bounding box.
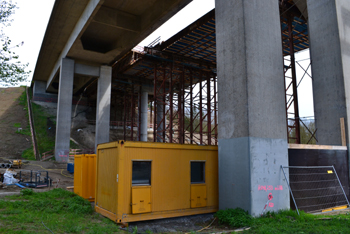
[0,1,29,86]
[288,119,316,144]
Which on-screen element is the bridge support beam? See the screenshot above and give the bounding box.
[95,65,112,151]
[55,58,74,162]
[216,0,289,216]
[308,0,350,146]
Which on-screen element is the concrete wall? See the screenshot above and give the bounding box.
[216,0,289,216]
[54,58,74,162]
[308,0,350,145]
[95,66,111,150]
[140,90,148,142]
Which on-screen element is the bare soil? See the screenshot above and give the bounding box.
[0,160,73,194]
[0,87,73,194]
[0,87,32,159]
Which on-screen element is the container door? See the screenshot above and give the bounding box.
[190,161,207,208]
[191,184,207,208]
[82,154,96,201]
[132,186,152,214]
[73,155,82,196]
[96,149,118,214]
[131,161,152,214]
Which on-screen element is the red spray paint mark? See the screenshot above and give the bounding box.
[261,193,273,216]
[259,185,283,191]
[275,185,283,190]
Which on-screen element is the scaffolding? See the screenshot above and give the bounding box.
[105,4,313,145]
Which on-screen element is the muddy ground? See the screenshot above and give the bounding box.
[0,159,73,194]
[0,87,32,159]
[0,87,73,193]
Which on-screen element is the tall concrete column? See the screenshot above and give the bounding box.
[156,103,164,142]
[33,81,46,95]
[95,66,112,151]
[140,89,148,141]
[216,0,289,216]
[308,0,350,145]
[55,58,74,162]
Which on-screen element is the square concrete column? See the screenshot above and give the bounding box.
[95,66,112,151]
[216,0,289,216]
[140,88,148,142]
[156,103,164,142]
[33,81,46,95]
[55,58,74,162]
[308,0,350,145]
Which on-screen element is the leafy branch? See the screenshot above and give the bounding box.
[0,0,30,86]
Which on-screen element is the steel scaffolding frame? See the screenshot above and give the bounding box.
[151,61,218,145]
[108,5,311,145]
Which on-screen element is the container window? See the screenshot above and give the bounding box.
[191,162,205,183]
[132,161,151,185]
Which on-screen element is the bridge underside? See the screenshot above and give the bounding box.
[99,2,309,145]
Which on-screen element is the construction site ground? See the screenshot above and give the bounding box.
[0,87,32,159]
[2,88,349,233]
[0,160,73,195]
[0,87,73,194]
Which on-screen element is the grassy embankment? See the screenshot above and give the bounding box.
[18,88,78,160]
[215,208,350,233]
[0,189,120,233]
[17,88,35,160]
[17,88,55,160]
[1,190,350,234]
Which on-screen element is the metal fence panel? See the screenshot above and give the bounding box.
[281,166,350,214]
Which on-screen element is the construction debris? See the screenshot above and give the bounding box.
[10,159,22,169]
[3,169,19,184]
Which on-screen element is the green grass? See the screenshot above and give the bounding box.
[27,85,55,155]
[13,123,21,128]
[215,208,350,234]
[16,89,35,160]
[215,208,252,227]
[18,87,27,106]
[16,90,32,137]
[28,88,80,156]
[21,147,35,160]
[31,102,55,155]
[0,188,120,233]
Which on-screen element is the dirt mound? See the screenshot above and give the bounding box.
[0,87,32,159]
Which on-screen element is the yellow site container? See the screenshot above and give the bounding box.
[74,154,96,202]
[95,141,218,223]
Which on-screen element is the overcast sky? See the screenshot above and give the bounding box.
[3,0,313,117]
[2,0,55,86]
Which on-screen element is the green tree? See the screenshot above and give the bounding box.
[288,119,316,144]
[300,120,316,144]
[0,1,29,86]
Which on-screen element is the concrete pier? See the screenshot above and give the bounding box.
[156,103,164,142]
[33,81,46,95]
[140,89,148,142]
[95,66,112,151]
[308,0,350,145]
[55,58,74,162]
[215,0,289,216]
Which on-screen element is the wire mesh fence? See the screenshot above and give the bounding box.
[281,166,350,214]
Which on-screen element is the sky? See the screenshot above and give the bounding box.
[2,0,55,86]
[3,0,313,117]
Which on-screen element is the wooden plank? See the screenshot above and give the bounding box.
[41,155,54,161]
[340,117,346,146]
[288,144,347,150]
